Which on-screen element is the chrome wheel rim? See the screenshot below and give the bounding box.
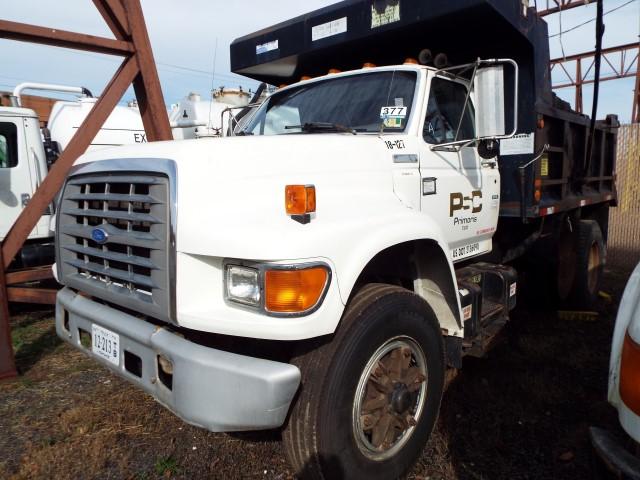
[587,241,601,294]
[352,336,428,461]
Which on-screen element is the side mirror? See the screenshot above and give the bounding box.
[474,65,506,138]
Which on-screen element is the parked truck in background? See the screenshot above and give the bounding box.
[53,1,619,478]
[591,262,640,478]
[1,82,261,270]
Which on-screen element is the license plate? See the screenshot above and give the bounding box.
[91,324,120,366]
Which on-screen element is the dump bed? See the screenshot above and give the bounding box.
[231,0,618,220]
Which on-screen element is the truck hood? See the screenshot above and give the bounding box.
[74,134,421,260]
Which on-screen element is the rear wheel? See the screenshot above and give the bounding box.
[569,220,605,308]
[283,283,445,479]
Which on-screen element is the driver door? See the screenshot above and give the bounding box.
[418,75,500,262]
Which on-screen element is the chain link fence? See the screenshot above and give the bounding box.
[608,123,640,271]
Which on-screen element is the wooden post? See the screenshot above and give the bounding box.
[0,0,171,379]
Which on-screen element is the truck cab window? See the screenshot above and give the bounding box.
[423,77,475,144]
[0,122,18,168]
[243,70,417,135]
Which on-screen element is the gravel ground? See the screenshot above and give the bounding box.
[0,267,632,479]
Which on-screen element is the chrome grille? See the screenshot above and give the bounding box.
[57,171,172,322]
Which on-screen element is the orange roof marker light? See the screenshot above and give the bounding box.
[328,68,341,74]
[404,58,419,65]
[300,75,313,81]
[362,62,377,68]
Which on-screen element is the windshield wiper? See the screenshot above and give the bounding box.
[285,122,357,135]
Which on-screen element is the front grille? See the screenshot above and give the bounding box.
[57,171,172,323]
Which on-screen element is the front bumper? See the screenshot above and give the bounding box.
[56,287,301,432]
[590,426,640,479]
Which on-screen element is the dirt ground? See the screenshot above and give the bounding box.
[0,267,633,480]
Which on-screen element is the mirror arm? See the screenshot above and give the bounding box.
[453,59,480,143]
[430,138,476,152]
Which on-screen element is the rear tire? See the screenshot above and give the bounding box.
[569,220,605,309]
[282,283,445,479]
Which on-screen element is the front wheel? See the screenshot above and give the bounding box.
[283,283,445,479]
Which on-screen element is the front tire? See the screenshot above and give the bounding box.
[283,284,445,479]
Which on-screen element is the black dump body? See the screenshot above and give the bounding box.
[231,0,618,220]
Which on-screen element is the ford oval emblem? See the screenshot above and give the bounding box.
[91,227,109,244]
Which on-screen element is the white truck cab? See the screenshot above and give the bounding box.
[0,105,51,242]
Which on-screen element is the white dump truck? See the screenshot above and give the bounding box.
[1,83,258,269]
[54,1,618,478]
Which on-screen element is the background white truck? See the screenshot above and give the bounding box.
[53,1,618,478]
[591,261,640,478]
[1,82,260,269]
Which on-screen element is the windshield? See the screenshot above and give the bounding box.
[241,70,417,135]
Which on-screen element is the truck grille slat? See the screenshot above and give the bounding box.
[63,207,160,224]
[65,259,158,289]
[57,171,172,322]
[63,244,157,269]
[60,224,161,249]
[66,193,159,204]
[67,175,161,185]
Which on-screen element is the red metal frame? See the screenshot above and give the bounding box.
[537,0,595,17]
[550,42,640,119]
[0,0,171,379]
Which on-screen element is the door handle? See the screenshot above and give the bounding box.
[21,193,31,207]
[481,159,497,168]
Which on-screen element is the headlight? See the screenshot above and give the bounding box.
[226,265,260,306]
[224,262,331,315]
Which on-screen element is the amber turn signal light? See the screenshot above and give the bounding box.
[265,267,328,313]
[285,185,316,215]
[620,332,640,415]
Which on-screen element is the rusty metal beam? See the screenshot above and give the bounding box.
[6,287,58,305]
[634,55,640,123]
[92,0,130,39]
[1,55,139,268]
[538,0,594,16]
[551,42,638,64]
[550,42,639,114]
[0,19,134,56]
[123,0,172,141]
[5,267,54,286]
[0,249,17,380]
[0,0,171,379]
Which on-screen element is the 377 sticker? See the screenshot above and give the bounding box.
[452,242,481,260]
[380,106,407,118]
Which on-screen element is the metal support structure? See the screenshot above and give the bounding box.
[0,0,171,379]
[550,42,640,116]
[537,0,595,17]
[634,53,640,123]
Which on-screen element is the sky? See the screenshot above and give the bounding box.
[1,0,639,123]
